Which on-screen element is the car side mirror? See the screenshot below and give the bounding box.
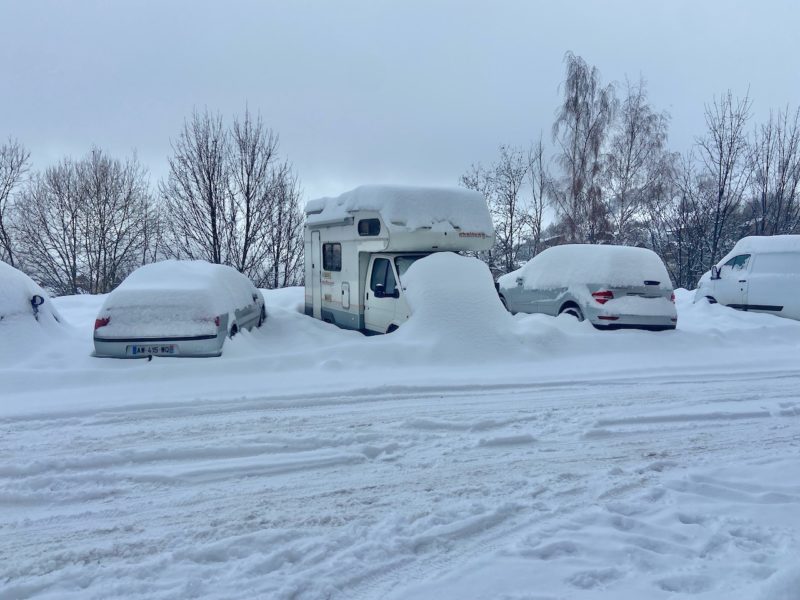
[711,266,720,280]
[515,277,524,286]
[374,283,386,298]
[31,295,45,308]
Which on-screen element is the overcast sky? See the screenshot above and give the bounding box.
[2,0,798,201]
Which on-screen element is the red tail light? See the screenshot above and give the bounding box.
[214,316,220,327]
[592,290,614,304]
[94,317,110,330]
[670,292,675,303]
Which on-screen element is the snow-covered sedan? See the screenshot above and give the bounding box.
[498,244,677,330]
[93,260,266,358]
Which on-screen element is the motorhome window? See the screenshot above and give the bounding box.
[358,219,381,236]
[370,258,397,294]
[395,255,427,278]
[323,243,341,271]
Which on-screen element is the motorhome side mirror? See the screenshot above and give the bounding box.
[31,295,45,308]
[374,283,386,298]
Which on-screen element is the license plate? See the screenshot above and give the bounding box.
[128,344,176,356]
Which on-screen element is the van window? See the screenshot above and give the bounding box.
[753,253,800,275]
[358,219,381,236]
[370,258,397,295]
[722,254,751,272]
[322,243,341,271]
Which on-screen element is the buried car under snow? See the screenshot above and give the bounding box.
[0,260,60,325]
[497,244,677,330]
[93,260,266,358]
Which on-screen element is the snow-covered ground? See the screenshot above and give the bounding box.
[1,288,799,599]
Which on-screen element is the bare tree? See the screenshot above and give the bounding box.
[0,138,30,266]
[14,150,155,294]
[15,159,83,295]
[747,105,800,235]
[525,136,550,258]
[161,107,305,287]
[604,78,671,244]
[78,149,155,292]
[461,146,531,274]
[262,164,304,288]
[552,52,617,243]
[696,90,752,266]
[161,109,230,264]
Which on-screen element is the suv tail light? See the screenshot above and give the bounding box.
[592,290,614,304]
[94,317,110,330]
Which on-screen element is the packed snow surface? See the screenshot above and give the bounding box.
[1,285,799,599]
[305,184,494,235]
[96,260,259,337]
[500,244,673,290]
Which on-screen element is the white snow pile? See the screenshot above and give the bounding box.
[0,261,63,366]
[500,244,673,290]
[305,184,494,235]
[395,252,519,357]
[0,260,61,324]
[96,260,259,338]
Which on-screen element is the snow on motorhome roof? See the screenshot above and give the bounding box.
[725,235,800,258]
[305,185,493,234]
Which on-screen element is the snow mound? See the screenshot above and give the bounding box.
[0,261,61,324]
[395,252,517,355]
[305,185,494,236]
[0,261,64,367]
[500,244,673,290]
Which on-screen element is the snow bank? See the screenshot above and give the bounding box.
[97,260,259,337]
[305,185,494,236]
[500,244,673,290]
[395,252,517,355]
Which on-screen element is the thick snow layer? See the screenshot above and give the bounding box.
[499,244,673,290]
[397,252,516,354]
[723,234,800,260]
[2,286,800,599]
[0,260,61,323]
[305,185,494,235]
[0,261,64,366]
[97,260,258,337]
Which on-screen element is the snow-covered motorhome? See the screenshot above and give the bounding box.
[304,185,494,334]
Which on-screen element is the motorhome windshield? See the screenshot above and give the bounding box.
[395,255,428,278]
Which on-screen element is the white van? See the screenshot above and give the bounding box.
[695,235,800,320]
[304,185,495,334]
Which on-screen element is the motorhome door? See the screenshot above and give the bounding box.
[365,256,399,333]
[311,230,322,319]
